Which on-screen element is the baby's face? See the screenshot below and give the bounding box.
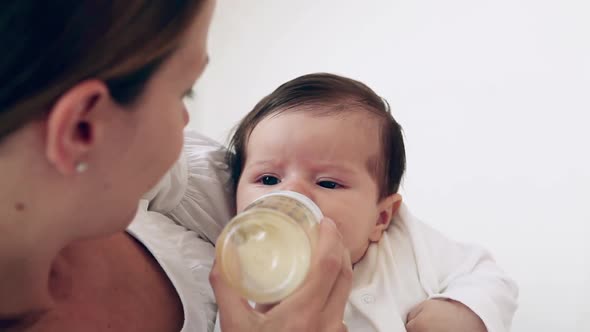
[236,110,396,264]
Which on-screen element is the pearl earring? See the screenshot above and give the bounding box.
[76,162,88,173]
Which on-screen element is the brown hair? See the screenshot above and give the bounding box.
[227,73,406,200]
[0,0,205,140]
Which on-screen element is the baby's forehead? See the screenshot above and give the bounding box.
[249,107,384,162]
[283,103,383,130]
[307,109,385,176]
[255,106,381,140]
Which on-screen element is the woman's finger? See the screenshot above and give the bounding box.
[209,261,259,329]
[320,248,353,331]
[280,217,345,314]
[255,302,276,313]
[212,218,350,332]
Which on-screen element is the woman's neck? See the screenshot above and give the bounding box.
[0,128,79,321]
[0,187,61,321]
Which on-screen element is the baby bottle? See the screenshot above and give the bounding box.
[215,190,322,304]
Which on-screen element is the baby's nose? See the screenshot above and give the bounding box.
[282,180,315,201]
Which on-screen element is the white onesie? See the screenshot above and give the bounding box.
[147,130,518,332]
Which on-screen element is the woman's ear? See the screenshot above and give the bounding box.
[369,193,402,242]
[45,80,109,175]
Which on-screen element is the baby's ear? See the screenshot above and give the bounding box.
[369,193,402,242]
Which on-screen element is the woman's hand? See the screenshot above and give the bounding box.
[210,217,352,332]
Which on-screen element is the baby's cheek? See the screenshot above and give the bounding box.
[323,214,351,244]
[350,245,368,265]
[235,187,252,212]
[344,233,363,262]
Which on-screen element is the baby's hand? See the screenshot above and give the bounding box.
[406,299,487,332]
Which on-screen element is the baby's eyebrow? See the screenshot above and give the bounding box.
[244,160,281,171]
[249,160,276,167]
[313,163,359,176]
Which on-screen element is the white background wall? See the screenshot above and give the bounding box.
[186,0,590,331]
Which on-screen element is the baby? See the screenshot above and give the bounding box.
[224,73,518,331]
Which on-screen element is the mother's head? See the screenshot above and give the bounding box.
[0,0,214,316]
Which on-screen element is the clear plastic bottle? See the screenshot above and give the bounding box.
[215,191,322,304]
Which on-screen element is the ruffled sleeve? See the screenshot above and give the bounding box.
[145,130,235,245]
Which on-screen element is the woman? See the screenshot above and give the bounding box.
[0,1,351,331]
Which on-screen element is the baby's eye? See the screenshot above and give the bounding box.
[317,181,341,189]
[260,175,281,186]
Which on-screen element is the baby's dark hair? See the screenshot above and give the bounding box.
[227,73,406,200]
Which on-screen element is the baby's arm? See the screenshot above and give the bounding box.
[406,298,487,332]
[406,217,518,332]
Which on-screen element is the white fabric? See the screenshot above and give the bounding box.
[344,203,519,332]
[144,130,518,332]
[344,205,426,331]
[128,200,217,332]
[144,130,235,244]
